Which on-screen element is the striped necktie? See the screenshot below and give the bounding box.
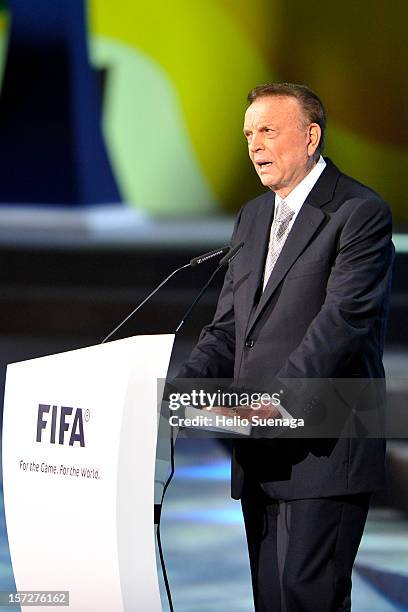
[263,200,294,290]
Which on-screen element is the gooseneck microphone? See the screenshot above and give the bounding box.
[175,241,244,333]
[189,246,229,267]
[103,240,242,612]
[100,245,230,344]
[218,241,245,267]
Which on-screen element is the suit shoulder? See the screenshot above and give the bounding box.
[336,172,392,220]
[337,172,387,206]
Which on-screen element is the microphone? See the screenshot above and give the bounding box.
[219,241,244,267]
[190,246,229,267]
[101,245,231,344]
[175,242,244,333]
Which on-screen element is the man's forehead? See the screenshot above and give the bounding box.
[244,95,302,125]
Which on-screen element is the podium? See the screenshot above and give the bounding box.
[2,334,175,611]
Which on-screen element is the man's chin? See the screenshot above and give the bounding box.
[258,174,278,190]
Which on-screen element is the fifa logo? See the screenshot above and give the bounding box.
[36,404,85,447]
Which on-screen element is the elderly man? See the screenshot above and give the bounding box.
[178,83,394,611]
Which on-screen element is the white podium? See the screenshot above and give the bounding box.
[2,334,175,612]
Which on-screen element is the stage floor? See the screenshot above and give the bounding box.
[156,439,408,612]
[0,438,407,611]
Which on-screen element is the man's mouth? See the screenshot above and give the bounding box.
[257,161,273,169]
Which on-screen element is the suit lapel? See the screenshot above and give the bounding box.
[246,158,341,335]
[242,192,275,325]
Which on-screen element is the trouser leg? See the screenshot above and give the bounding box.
[282,494,370,612]
[241,480,282,612]
[241,483,370,612]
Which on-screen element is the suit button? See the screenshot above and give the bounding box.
[245,338,255,348]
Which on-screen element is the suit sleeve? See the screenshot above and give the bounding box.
[176,208,243,379]
[276,196,394,383]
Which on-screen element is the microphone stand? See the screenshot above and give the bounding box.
[175,241,244,333]
[101,263,190,344]
[100,245,231,344]
[175,265,222,333]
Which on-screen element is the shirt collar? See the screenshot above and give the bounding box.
[275,156,326,215]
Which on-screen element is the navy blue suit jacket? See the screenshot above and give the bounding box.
[179,159,394,500]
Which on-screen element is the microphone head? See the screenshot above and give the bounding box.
[219,242,244,267]
[189,245,230,267]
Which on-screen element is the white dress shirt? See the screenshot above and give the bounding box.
[273,156,326,232]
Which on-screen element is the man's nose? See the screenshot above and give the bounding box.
[249,132,264,153]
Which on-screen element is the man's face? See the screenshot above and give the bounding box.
[243,95,319,197]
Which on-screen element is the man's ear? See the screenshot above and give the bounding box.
[307,123,321,157]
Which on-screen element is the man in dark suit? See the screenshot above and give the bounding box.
[178,83,394,611]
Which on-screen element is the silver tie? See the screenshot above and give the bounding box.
[263,200,294,290]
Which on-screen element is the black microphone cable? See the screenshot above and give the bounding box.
[156,242,244,611]
[156,423,176,612]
